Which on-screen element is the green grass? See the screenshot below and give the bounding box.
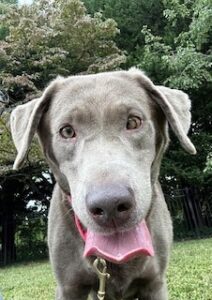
[168,239,212,300]
[0,239,212,300]
[0,261,55,300]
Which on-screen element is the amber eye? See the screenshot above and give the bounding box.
[59,125,76,139]
[126,116,143,130]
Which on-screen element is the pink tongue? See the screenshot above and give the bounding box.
[83,220,154,264]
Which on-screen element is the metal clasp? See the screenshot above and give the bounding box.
[93,258,110,300]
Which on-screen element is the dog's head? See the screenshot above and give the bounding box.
[11,68,196,234]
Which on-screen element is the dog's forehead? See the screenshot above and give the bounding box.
[50,72,153,119]
[57,73,149,101]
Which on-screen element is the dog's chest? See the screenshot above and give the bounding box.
[102,261,147,300]
[104,277,139,300]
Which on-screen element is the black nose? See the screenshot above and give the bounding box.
[86,184,135,228]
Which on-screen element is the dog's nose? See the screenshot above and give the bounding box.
[86,184,135,228]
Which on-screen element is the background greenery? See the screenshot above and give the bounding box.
[0,0,211,263]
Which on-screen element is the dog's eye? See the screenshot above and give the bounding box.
[126,116,143,130]
[59,125,76,139]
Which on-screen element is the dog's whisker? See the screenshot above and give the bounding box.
[62,207,74,218]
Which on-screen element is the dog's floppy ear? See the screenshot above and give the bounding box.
[10,78,63,170]
[129,68,196,154]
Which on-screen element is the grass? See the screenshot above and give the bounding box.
[168,239,212,300]
[0,239,212,300]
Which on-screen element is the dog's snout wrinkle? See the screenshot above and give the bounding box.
[86,184,135,228]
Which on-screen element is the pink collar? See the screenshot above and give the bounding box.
[67,195,87,241]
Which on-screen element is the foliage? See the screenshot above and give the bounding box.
[0,0,17,40]
[0,0,17,15]
[0,0,125,103]
[1,239,212,299]
[0,165,54,266]
[83,0,165,57]
[204,153,212,175]
[136,0,212,89]
[15,215,48,261]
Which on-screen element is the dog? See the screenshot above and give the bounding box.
[10,68,196,300]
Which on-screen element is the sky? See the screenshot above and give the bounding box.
[18,0,33,5]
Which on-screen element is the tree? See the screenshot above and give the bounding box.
[0,0,125,104]
[0,0,17,14]
[0,1,17,40]
[83,0,165,59]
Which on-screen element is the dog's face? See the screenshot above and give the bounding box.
[39,75,158,233]
[10,69,196,234]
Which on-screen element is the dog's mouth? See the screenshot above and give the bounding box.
[84,220,154,264]
[74,207,154,264]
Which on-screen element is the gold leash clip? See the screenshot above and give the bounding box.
[93,258,110,300]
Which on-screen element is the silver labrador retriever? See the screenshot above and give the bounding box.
[10,68,196,300]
